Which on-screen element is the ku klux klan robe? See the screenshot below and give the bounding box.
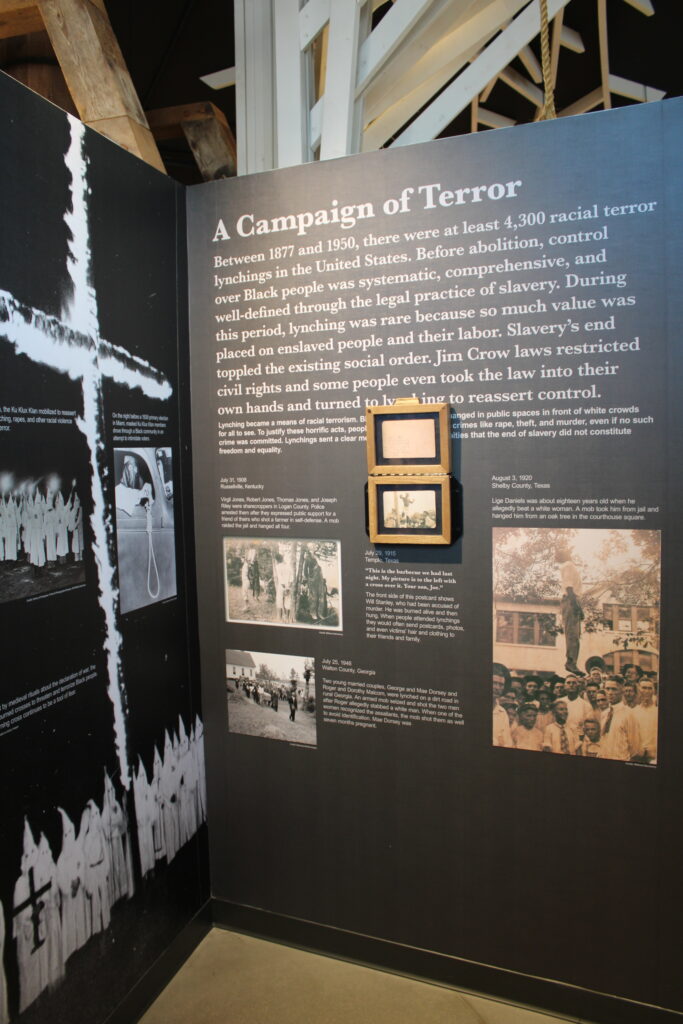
[56,808,89,962]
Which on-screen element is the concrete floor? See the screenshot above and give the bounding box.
[139,928,585,1024]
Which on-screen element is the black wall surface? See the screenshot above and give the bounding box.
[0,73,207,1024]
[188,99,683,1018]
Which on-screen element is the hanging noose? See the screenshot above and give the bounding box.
[539,0,557,120]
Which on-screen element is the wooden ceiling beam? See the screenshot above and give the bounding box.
[0,2,43,39]
[499,65,544,105]
[478,106,515,127]
[37,0,165,171]
[181,114,237,180]
[559,24,584,52]
[608,73,665,103]
[558,86,603,117]
[517,43,542,83]
[621,0,654,14]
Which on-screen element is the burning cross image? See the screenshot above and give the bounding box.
[0,119,171,787]
[12,866,50,954]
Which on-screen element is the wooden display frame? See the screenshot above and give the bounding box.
[366,399,451,475]
[368,474,451,545]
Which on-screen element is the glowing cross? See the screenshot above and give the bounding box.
[0,119,171,787]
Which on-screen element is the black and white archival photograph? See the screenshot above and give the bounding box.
[114,447,177,614]
[0,467,86,604]
[492,528,661,763]
[224,538,342,631]
[226,650,317,746]
[381,488,437,530]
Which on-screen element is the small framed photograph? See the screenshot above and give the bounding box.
[368,475,451,545]
[366,400,451,475]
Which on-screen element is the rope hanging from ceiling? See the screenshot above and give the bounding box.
[539,0,557,119]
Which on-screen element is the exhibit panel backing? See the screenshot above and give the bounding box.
[188,99,683,1016]
[0,74,208,1024]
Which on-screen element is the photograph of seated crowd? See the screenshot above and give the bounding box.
[492,527,660,763]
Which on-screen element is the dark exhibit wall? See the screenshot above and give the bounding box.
[188,100,683,1018]
[0,74,207,1024]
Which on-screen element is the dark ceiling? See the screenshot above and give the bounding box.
[104,0,680,183]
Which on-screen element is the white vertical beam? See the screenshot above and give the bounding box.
[234,0,275,174]
[299,0,331,49]
[391,0,570,147]
[320,0,365,159]
[274,0,309,167]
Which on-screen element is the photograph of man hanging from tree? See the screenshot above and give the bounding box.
[223,537,342,631]
[492,528,660,763]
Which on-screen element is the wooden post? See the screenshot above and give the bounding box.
[37,0,165,171]
[147,102,237,180]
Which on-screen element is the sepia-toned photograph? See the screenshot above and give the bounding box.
[114,447,177,614]
[368,476,450,545]
[0,466,86,604]
[224,537,342,630]
[492,527,660,764]
[226,650,317,746]
[381,487,437,529]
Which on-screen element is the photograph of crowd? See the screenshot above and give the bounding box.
[224,538,342,631]
[492,528,660,763]
[0,470,85,603]
[226,650,317,746]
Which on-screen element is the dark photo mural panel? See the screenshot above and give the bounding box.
[188,99,683,1015]
[0,75,206,1024]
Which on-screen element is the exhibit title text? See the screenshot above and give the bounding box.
[212,180,524,241]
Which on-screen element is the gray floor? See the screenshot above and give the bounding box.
[140,928,588,1024]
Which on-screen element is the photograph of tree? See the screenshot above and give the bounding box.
[225,650,316,746]
[492,528,660,763]
[223,538,342,630]
[381,488,437,529]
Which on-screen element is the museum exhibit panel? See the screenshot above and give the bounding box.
[0,74,208,1024]
[2,63,683,1024]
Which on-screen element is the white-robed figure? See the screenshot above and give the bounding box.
[134,757,156,877]
[0,477,19,561]
[102,773,135,905]
[151,746,167,864]
[82,800,111,935]
[54,490,70,559]
[67,487,84,559]
[43,476,63,563]
[193,715,207,825]
[35,832,63,989]
[56,808,89,964]
[26,488,46,568]
[0,901,9,1024]
[13,819,51,1012]
[161,731,180,863]
[177,718,198,845]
